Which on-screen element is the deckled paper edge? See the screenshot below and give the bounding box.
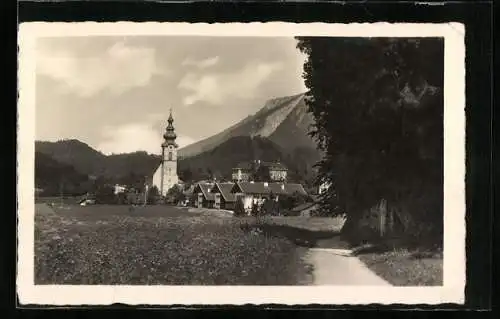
[17,22,466,306]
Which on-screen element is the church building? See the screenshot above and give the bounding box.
[152,110,179,197]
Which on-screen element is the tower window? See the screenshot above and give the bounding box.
[168,151,173,161]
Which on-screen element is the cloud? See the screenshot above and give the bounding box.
[37,41,161,97]
[182,56,220,69]
[178,61,283,106]
[97,123,196,155]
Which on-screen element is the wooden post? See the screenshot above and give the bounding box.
[143,184,148,206]
[379,199,387,237]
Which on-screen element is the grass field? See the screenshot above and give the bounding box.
[353,244,443,286]
[35,204,317,285]
[34,202,441,286]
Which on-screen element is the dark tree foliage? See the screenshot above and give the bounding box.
[147,185,160,205]
[179,168,193,183]
[261,192,280,216]
[166,185,185,205]
[233,198,246,217]
[296,37,444,240]
[95,184,115,204]
[278,191,309,211]
[250,202,260,217]
[252,165,271,182]
[35,151,90,196]
[119,172,146,190]
[116,192,128,205]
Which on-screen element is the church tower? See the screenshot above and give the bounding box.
[153,109,179,197]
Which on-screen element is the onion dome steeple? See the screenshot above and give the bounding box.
[162,108,178,148]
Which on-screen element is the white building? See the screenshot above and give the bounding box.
[318,181,331,195]
[230,181,308,213]
[152,110,179,197]
[113,184,127,195]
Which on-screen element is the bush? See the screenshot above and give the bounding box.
[261,198,279,216]
[95,185,115,204]
[166,185,186,205]
[233,198,246,217]
[250,202,260,217]
[147,186,160,205]
[115,192,128,205]
[278,191,308,211]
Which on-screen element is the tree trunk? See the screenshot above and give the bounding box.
[340,208,364,243]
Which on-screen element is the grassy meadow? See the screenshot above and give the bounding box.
[34,202,441,286]
[35,203,315,285]
[355,247,443,286]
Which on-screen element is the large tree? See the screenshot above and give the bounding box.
[166,184,186,205]
[296,37,444,242]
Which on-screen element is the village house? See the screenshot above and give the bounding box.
[210,182,237,210]
[230,181,307,213]
[191,182,215,208]
[231,160,288,182]
[231,162,253,182]
[267,162,288,181]
[113,184,127,195]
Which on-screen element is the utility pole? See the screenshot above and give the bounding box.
[143,178,148,207]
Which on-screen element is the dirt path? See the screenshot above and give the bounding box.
[303,248,391,286]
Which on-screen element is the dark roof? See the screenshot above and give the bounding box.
[193,183,215,201]
[211,182,236,202]
[234,182,307,196]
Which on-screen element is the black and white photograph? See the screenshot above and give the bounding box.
[17,22,465,305]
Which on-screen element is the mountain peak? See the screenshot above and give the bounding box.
[178,92,313,158]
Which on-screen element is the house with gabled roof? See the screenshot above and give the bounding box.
[191,182,215,208]
[230,181,307,213]
[262,161,288,182]
[231,159,289,182]
[231,162,253,182]
[209,182,237,210]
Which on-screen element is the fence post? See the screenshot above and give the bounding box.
[379,199,387,237]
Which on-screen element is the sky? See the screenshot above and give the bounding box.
[35,36,307,155]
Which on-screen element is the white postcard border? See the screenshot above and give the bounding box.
[17,22,466,306]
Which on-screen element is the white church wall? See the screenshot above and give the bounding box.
[152,164,179,197]
[151,110,180,197]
